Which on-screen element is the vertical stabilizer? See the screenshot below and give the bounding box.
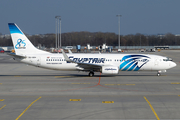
[8,23,49,55]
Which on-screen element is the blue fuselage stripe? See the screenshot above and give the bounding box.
[122,61,135,71]
[128,62,137,71]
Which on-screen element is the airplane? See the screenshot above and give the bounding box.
[8,23,176,77]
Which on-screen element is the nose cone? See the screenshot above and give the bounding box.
[170,62,177,68]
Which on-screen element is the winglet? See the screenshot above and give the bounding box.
[61,49,72,62]
[68,49,73,54]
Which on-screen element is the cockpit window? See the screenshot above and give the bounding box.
[163,57,172,61]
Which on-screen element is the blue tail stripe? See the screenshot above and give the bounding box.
[8,23,23,35]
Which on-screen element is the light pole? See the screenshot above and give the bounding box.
[55,16,61,50]
[55,17,57,50]
[116,14,122,52]
[60,17,61,48]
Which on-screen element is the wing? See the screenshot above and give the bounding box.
[62,49,102,71]
[76,62,102,71]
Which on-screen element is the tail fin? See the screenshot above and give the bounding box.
[8,23,49,55]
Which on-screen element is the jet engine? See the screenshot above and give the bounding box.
[101,66,119,74]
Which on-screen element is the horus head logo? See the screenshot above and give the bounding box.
[15,39,26,49]
[120,55,150,71]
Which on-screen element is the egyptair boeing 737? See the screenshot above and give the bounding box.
[8,23,176,76]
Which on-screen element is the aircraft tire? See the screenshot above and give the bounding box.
[89,72,94,77]
[157,73,161,76]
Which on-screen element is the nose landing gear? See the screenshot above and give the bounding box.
[157,70,166,76]
[157,73,161,76]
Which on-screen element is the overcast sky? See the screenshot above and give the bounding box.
[0,0,180,35]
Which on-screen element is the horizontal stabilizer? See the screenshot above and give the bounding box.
[8,53,26,58]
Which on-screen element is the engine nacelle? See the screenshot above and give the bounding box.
[102,66,119,74]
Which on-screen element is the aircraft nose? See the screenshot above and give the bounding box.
[170,62,177,68]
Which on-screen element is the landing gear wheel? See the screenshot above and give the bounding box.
[157,73,161,76]
[89,72,94,77]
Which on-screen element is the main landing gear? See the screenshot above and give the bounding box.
[88,71,94,77]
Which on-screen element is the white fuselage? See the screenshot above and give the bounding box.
[8,23,177,76]
[16,53,176,72]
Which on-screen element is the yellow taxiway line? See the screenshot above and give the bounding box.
[71,83,90,84]
[144,96,160,120]
[55,76,71,78]
[69,99,81,101]
[15,96,41,120]
[102,101,114,103]
[171,83,180,84]
[0,105,6,110]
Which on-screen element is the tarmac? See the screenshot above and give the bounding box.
[0,50,180,120]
